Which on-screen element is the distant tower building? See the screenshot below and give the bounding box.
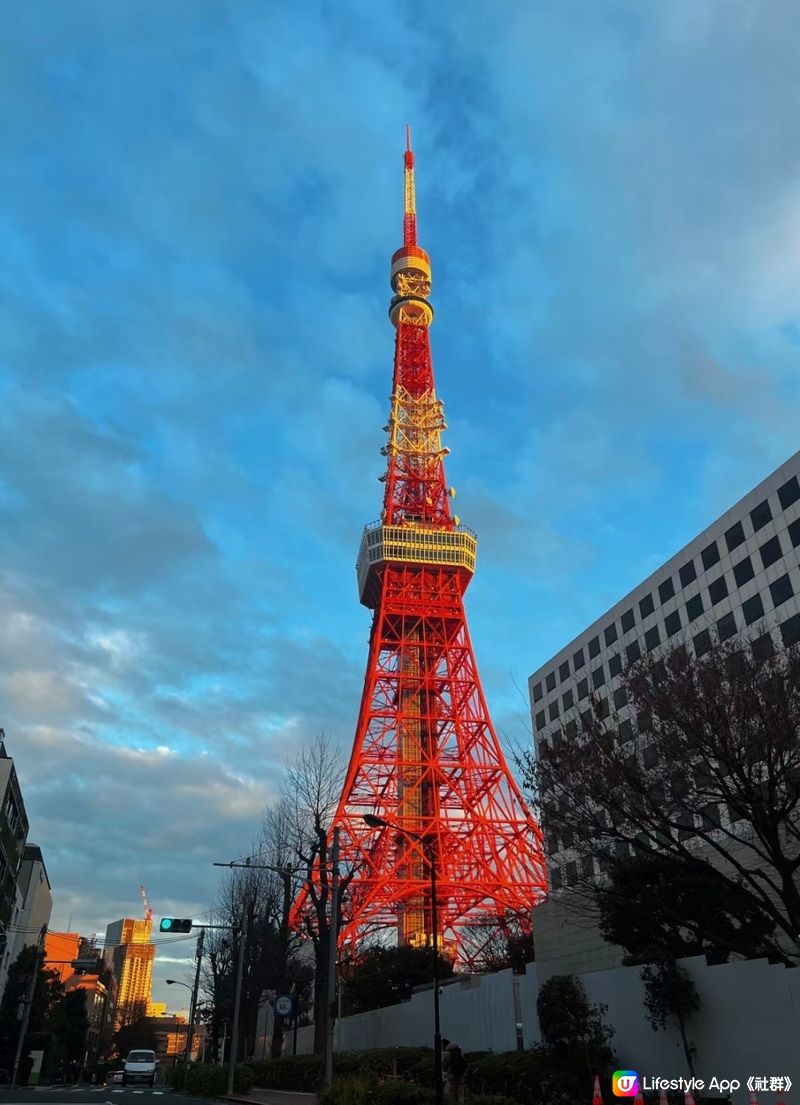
[104,917,155,1028]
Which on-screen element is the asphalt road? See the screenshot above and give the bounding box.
[0,1089,200,1105]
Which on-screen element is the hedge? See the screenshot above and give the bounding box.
[166,1062,254,1097]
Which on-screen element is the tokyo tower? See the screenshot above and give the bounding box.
[293,129,547,961]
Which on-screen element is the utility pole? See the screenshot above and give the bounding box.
[183,928,205,1091]
[324,826,340,1090]
[11,923,46,1090]
[226,901,248,1097]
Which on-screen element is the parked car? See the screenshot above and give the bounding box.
[107,1069,124,1085]
[122,1050,157,1088]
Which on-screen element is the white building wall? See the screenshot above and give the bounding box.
[292,958,800,1102]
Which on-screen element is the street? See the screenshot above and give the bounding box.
[0,1090,196,1105]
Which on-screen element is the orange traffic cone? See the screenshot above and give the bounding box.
[593,1075,603,1105]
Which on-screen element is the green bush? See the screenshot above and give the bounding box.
[466,1050,549,1102]
[167,1063,254,1097]
[248,1055,324,1090]
[466,1096,524,1105]
[374,1083,436,1105]
[318,1075,377,1105]
[335,1047,432,1080]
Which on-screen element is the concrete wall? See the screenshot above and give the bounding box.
[285,956,800,1103]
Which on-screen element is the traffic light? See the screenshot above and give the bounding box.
[159,918,192,933]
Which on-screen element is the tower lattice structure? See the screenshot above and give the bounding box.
[291,130,547,960]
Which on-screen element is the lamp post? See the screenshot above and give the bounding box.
[363,815,443,1105]
[166,978,196,1090]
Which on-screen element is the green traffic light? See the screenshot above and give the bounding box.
[159,918,173,932]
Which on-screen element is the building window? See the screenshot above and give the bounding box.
[778,474,800,510]
[535,710,546,730]
[658,577,675,603]
[588,636,601,659]
[532,682,543,702]
[770,573,794,607]
[644,626,660,651]
[562,688,574,710]
[790,518,800,549]
[752,632,775,662]
[742,593,764,625]
[733,556,755,587]
[760,535,783,570]
[613,686,628,709]
[751,499,773,532]
[550,868,563,890]
[679,560,697,586]
[701,541,720,570]
[693,628,712,657]
[604,623,618,646]
[546,671,556,692]
[639,593,655,618]
[577,677,589,700]
[621,608,635,633]
[664,609,681,637]
[626,640,641,662]
[608,653,622,677]
[702,803,721,829]
[592,664,606,689]
[581,708,593,729]
[559,661,570,682]
[781,613,800,647]
[572,647,585,669]
[549,701,560,721]
[708,576,729,605]
[724,520,746,552]
[686,593,704,621]
[643,744,659,769]
[619,719,634,743]
[565,719,578,738]
[717,611,737,642]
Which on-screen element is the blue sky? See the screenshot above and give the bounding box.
[1,1,799,1004]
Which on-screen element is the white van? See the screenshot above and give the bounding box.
[122,1050,157,1087]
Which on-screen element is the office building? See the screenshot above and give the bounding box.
[529,450,800,973]
[104,917,154,1028]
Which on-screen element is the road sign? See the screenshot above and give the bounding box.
[274,994,293,1017]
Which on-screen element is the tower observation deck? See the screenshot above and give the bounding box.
[290,129,547,963]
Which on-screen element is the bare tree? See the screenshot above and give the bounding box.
[283,733,353,1055]
[525,633,800,962]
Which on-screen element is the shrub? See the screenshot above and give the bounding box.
[466,1096,523,1105]
[466,1050,548,1102]
[249,1055,324,1090]
[168,1063,254,1097]
[319,1075,377,1105]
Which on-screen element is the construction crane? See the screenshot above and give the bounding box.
[140,885,153,923]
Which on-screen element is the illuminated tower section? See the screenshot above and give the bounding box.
[291,130,547,959]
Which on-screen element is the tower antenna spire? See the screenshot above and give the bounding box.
[403,123,417,247]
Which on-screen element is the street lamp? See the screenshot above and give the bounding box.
[363,814,443,1105]
[166,980,195,1089]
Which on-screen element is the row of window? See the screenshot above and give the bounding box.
[536,612,800,735]
[532,474,800,704]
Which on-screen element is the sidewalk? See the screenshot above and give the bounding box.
[224,1088,318,1105]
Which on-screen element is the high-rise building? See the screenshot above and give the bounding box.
[45,931,81,984]
[528,449,800,974]
[104,917,154,1028]
[5,844,52,972]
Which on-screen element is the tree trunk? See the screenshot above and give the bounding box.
[313,942,329,1055]
[677,1013,695,1078]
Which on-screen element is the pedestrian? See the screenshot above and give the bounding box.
[441,1039,466,1105]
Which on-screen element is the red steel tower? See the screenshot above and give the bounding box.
[293,130,547,959]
